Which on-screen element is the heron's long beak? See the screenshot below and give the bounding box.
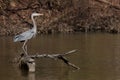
[38,13,43,16]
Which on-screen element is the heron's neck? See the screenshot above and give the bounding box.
[31,16,37,31]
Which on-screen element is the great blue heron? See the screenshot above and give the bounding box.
[14,13,43,55]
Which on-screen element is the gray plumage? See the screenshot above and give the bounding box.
[14,28,35,42]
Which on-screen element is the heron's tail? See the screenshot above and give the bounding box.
[13,35,19,42]
[13,37,17,42]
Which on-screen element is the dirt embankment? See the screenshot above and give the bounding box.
[0,0,120,36]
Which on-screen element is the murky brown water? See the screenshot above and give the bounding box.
[0,33,120,80]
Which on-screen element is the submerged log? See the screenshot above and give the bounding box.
[19,57,35,72]
[17,49,80,72]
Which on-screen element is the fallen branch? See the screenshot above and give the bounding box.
[32,49,80,69]
[30,49,78,58]
[15,49,80,72]
[57,55,80,69]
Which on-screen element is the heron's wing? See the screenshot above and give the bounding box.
[14,29,34,42]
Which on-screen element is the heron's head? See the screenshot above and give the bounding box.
[32,13,43,17]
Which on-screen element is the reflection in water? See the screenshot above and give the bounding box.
[28,73,35,80]
[1,33,120,80]
[20,70,35,80]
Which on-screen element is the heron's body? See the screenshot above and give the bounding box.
[14,28,36,42]
[13,13,43,55]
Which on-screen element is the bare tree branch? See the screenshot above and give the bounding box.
[14,49,80,70]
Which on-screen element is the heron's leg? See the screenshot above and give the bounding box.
[22,40,28,56]
[25,45,28,54]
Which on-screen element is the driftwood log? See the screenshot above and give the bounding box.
[15,49,80,72]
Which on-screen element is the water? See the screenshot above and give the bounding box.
[0,33,120,80]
